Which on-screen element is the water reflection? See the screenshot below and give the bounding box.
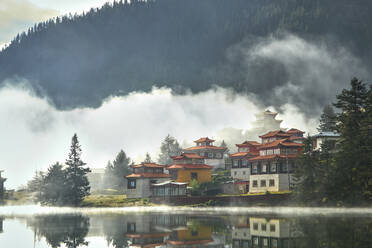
[0,211,371,247]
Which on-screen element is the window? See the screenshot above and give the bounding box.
[234,171,237,176]
[243,171,246,175]
[128,179,136,189]
[191,172,198,180]
[233,160,239,167]
[217,153,222,158]
[261,223,267,231]
[253,223,258,230]
[252,165,258,174]
[243,160,248,167]
[253,180,258,187]
[281,163,288,172]
[270,164,277,173]
[261,180,266,187]
[200,152,204,157]
[127,223,136,233]
[267,149,273,155]
[270,224,276,232]
[208,153,213,158]
[269,179,275,187]
[262,164,267,173]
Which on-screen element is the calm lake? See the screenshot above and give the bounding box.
[0,206,372,247]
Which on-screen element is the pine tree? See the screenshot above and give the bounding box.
[40,162,66,205]
[111,150,132,189]
[64,134,91,206]
[332,78,370,205]
[317,104,337,132]
[103,160,115,189]
[144,153,152,163]
[158,135,182,165]
[293,136,321,204]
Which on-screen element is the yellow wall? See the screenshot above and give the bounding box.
[176,169,211,184]
[177,225,212,241]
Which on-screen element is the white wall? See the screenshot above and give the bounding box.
[249,174,293,193]
[231,168,250,181]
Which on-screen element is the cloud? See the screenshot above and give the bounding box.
[0,0,58,45]
[217,34,369,117]
[0,81,317,188]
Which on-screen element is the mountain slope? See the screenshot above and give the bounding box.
[0,0,371,111]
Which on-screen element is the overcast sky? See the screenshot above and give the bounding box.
[0,0,114,48]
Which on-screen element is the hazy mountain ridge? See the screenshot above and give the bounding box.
[0,0,371,112]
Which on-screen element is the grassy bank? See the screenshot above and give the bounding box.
[80,195,156,207]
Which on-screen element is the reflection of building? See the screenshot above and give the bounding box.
[167,153,212,184]
[312,131,340,151]
[232,217,299,248]
[0,170,6,201]
[167,223,214,247]
[125,163,171,198]
[184,137,227,170]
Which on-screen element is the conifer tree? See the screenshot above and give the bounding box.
[333,78,370,204]
[40,162,66,205]
[144,153,152,163]
[317,104,337,132]
[111,150,132,189]
[293,136,321,204]
[64,134,91,206]
[158,135,182,165]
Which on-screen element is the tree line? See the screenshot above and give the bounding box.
[293,78,372,206]
[27,134,184,205]
[1,0,371,111]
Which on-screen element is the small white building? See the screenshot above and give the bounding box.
[312,131,340,151]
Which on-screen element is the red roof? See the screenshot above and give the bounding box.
[229,152,250,158]
[286,128,305,134]
[172,153,204,160]
[248,154,298,161]
[289,136,305,141]
[259,130,291,139]
[259,139,304,149]
[185,145,226,151]
[126,173,171,178]
[167,164,213,170]
[131,163,165,168]
[194,137,215,143]
[167,240,213,245]
[236,141,261,148]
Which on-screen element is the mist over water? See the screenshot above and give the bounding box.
[0,206,372,248]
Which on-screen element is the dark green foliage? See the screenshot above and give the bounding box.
[332,78,372,205]
[1,0,371,111]
[39,163,66,205]
[158,135,182,165]
[64,134,91,206]
[103,150,132,190]
[318,104,337,132]
[294,78,372,206]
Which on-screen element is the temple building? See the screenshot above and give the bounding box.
[230,141,261,193]
[125,163,171,198]
[248,137,303,193]
[0,171,6,202]
[167,153,212,184]
[183,137,227,170]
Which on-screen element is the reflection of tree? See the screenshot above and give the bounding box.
[101,215,130,248]
[294,217,372,248]
[27,215,89,248]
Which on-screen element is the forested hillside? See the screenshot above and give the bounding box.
[0,0,371,110]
